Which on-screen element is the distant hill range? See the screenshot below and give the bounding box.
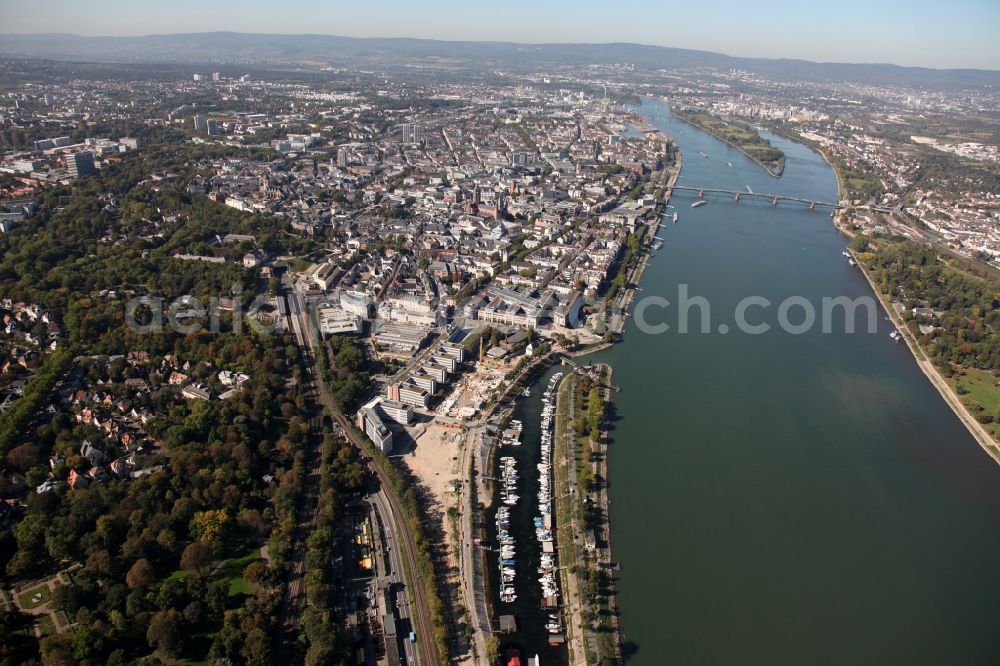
[1,31,997,89]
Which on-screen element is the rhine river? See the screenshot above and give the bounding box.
[576,98,1000,665]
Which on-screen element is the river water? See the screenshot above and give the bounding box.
[580,99,1000,665]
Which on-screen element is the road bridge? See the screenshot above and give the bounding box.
[670,185,843,209]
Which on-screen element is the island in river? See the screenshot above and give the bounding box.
[671,105,786,176]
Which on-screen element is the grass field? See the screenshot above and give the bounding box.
[283,257,314,273]
[172,547,262,665]
[165,546,261,594]
[17,584,51,610]
[218,549,262,597]
[950,367,1000,441]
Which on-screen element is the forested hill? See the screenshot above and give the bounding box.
[1,32,998,89]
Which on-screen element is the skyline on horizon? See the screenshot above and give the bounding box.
[4,0,1000,71]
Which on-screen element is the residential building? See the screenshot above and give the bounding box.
[400,123,421,144]
[66,151,97,178]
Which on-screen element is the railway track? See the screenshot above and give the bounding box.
[328,407,439,666]
[273,367,324,660]
[283,289,441,666]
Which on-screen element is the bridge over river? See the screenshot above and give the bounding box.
[670,185,843,210]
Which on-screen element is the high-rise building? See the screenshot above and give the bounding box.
[206,119,219,136]
[212,72,221,81]
[43,93,54,106]
[336,145,351,167]
[192,73,204,81]
[66,151,96,178]
[400,123,421,144]
[193,114,207,131]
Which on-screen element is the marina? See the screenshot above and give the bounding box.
[535,373,564,638]
[502,419,523,447]
[496,504,517,603]
[486,366,570,661]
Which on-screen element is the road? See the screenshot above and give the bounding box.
[284,287,441,666]
[453,351,568,664]
[457,428,490,665]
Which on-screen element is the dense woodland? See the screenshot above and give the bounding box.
[856,236,1000,424]
[0,138,367,664]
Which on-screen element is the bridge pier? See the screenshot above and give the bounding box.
[772,196,779,206]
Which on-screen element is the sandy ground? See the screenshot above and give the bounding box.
[403,422,476,664]
[406,422,464,502]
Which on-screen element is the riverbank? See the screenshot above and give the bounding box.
[552,371,588,663]
[776,127,1000,459]
[610,153,683,336]
[786,114,1000,460]
[670,108,783,178]
[591,363,621,662]
[794,121,1000,461]
[848,247,1000,463]
[587,95,1000,666]
[557,153,684,660]
[548,362,620,665]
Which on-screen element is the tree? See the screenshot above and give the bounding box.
[182,600,204,625]
[49,584,81,616]
[851,234,870,252]
[587,388,605,440]
[125,558,155,590]
[180,542,213,575]
[485,635,500,663]
[85,549,115,577]
[146,609,185,658]
[7,513,46,577]
[5,442,40,472]
[189,509,230,544]
[243,561,270,589]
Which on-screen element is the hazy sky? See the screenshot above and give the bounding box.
[4,0,999,70]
